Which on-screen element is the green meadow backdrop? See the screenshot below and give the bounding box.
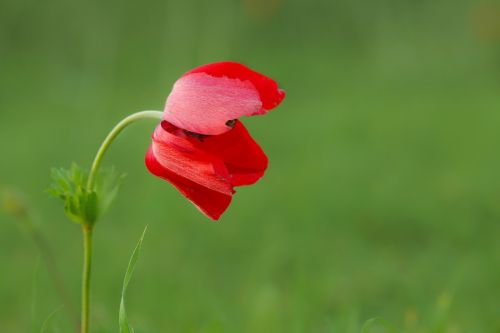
[1,0,500,332]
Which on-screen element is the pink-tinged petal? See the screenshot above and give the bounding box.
[164,61,285,135]
[185,121,268,186]
[164,73,262,135]
[150,123,234,195]
[145,147,231,220]
[186,62,285,111]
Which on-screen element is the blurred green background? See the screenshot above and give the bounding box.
[1,0,500,332]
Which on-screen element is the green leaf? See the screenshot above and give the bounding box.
[85,191,99,223]
[94,167,126,216]
[48,163,94,224]
[361,317,400,333]
[48,164,125,225]
[119,226,148,333]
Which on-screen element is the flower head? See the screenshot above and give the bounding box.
[146,62,285,220]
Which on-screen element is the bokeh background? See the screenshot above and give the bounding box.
[1,0,500,332]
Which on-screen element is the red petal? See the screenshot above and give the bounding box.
[186,62,285,111]
[150,123,233,195]
[185,121,268,186]
[145,147,231,220]
[145,121,268,220]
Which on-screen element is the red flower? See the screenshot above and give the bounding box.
[145,62,285,220]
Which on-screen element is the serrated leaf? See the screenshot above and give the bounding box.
[48,164,91,224]
[95,167,126,216]
[48,164,124,225]
[119,226,148,333]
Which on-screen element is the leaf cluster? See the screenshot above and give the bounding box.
[48,163,125,225]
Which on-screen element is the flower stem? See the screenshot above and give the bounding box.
[80,110,162,333]
[86,110,163,191]
[81,224,93,333]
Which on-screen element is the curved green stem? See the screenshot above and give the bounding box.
[86,110,163,191]
[80,110,162,333]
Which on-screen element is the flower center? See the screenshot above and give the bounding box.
[183,119,237,141]
[183,130,208,141]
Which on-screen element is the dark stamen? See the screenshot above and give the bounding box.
[184,130,208,142]
[226,119,237,128]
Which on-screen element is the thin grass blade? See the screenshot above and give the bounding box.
[119,226,148,333]
[40,306,63,333]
